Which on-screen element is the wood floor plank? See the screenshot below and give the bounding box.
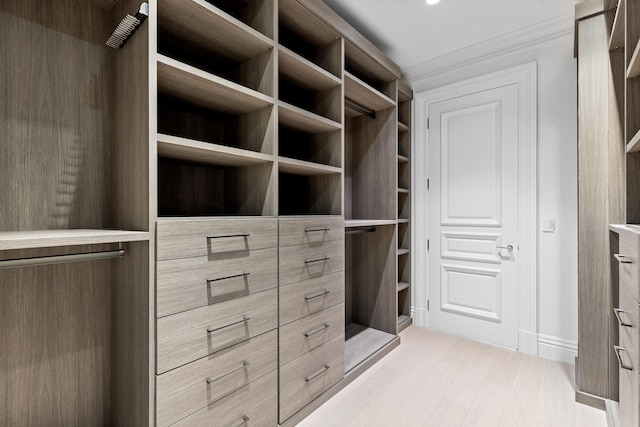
[298,326,607,427]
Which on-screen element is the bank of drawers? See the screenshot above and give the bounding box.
[156,218,278,426]
[278,217,345,423]
[615,229,640,427]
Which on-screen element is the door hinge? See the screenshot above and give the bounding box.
[427,239,429,251]
[427,299,430,311]
[427,117,430,129]
[427,178,429,190]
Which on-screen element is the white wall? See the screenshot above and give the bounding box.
[408,18,578,363]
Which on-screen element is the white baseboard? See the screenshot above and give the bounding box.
[413,306,428,327]
[519,329,538,356]
[537,334,578,364]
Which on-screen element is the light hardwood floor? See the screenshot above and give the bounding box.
[298,326,607,427]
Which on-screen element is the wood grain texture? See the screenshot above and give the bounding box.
[156,217,277,260]
[346,109,397,220]
[279,45,341,91]
[172,369,278,427]
[0,249,113,426]
[344,71,396,112]
[346,224,397,334]
[278,172,343,216]
[278,239,345,286]
[278,216,344,247]
[344,323,396,372]
[609,0,625,50]
[279,271,346,326]
[157,247,278,317]
[278,157,342,175]
[156,288,277,373]
[156,329,277,427]
[578,13,623,399]
[279,303,345,366]
[0,0,113,232]
[0,229,149,251]
[279,101,342,133]
[279,334,345,423]
[278,0,340,47]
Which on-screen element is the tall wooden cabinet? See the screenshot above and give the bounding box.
[0,0,413,426]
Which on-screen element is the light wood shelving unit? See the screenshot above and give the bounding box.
[1,0,413,425]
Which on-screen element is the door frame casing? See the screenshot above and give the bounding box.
[413,62,538,355]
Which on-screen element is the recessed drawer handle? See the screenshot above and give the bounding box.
[231,416,250,427]
[206,361,250,384]
[614,254,633,264]
[614,308,633,327]
[305,323,330,337]
[207,272,250,283]
[305,228,330,233]
[207,233,250,239]
[305,290,330,301]
[207,316,250,333]
[305,364,330,382]
[305,256,330,264]
[614,345,634,371]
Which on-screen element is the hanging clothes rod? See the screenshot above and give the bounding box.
[0,249,125,270]
[345,100,376,119]
[345,226,376,235]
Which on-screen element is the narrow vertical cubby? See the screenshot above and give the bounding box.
[624,0,640,223]
[344,224,397,372]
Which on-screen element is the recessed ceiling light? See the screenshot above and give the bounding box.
[426,0,440,4]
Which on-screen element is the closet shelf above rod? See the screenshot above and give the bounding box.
[0,249,125,270]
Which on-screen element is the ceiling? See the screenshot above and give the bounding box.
[322,0,578,70]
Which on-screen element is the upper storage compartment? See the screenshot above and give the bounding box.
[158,0,275,96]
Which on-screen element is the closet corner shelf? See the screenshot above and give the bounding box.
[397,155,409,163]
[627,128,640,153]
[278,45,341,91]
[159,0,274,62]
[397,282,410,292]
[397,248,410,256]
[398,188,410,194]
[278,101,342,133]
[278,157,342,175]
[397,122,410,133]
[627,39,640,79]
[157,54,274,115]
[609,0,625,51]
[397,219,410,224]
[0,230,150,251]
[344,71,395,113]
[157,134,273,166]
[345,219,397,228]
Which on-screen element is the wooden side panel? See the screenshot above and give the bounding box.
[577,13,622,399]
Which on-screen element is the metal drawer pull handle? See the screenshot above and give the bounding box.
[496,245,513,250]
[305,256,330,264]
[305,365,330,382]
[207,316,250,333]
[206,361,250,384]
[614,308,633,327]
[305,228,330,232]
[614,345,634,371]
[305,324,330,337]
[233,416,250,426]
[207,233,250,239]
[207,272,250,283]
[305,290,330,300]
[614,254,632,264]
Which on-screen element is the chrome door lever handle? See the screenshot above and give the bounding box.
[496,245,513,251]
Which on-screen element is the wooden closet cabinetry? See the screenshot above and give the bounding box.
[1,0,413,425]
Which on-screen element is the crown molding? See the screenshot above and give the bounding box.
[404,12,574,85]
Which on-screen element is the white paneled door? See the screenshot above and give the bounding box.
[428,84,519,349]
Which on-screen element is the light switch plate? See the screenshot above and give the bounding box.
[542,218,556,233]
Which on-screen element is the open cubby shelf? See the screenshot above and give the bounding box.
[398,122,409,133]
[278,45,342,92]
[397,282,409,292]
[0,230,150,251]
[278,125,342,168]
[398,155,409,163]
[279,101,342,133]
[157,134,274,167]
[278,172,341,216]
[158,157,274,217]
[278,157,342,176]
[397,249,410,256]
[157,55,273,115]
[609,0,625,50]
[279,75,342,123]
[344,323,396,373]
[628,40,640,79]
[159,0,274,51]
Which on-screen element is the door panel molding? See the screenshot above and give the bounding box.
[440,264,502,322]
[413,62,538,355]
[440,231,502,264]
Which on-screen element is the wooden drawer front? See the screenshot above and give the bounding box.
[157,288,277,374]
[279,240,344,286]
[172,370,278,427]
[157,330,277,427]
[279,335,345,423]
[279,217,344,247]
[157,218,277,261]
[618,362,639,427]
[279,303,345,366]
[619,232,639,301]
[157,247,277,317]
[279,272,345,326]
